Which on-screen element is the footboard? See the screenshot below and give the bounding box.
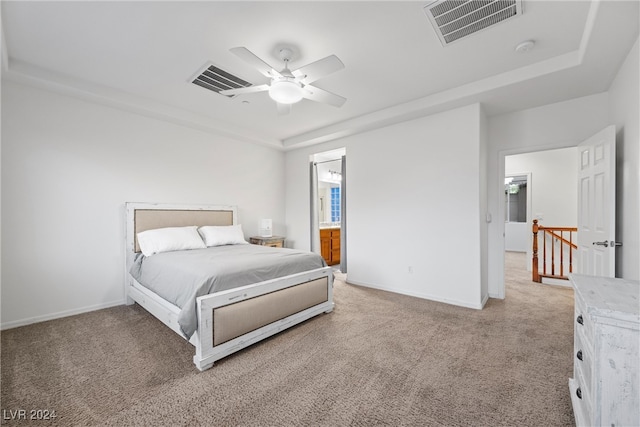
[193,266,334,370]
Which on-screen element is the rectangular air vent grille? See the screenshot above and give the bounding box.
[424,0,523,46]
[191,64,252,97]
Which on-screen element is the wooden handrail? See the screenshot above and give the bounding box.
[545,230,578,250]
[532,219,578,283]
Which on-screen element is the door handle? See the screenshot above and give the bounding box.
[592,241,623,247]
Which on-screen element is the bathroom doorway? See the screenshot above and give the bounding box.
[311,148,346,273]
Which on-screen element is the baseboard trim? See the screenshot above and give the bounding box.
[0,299,124,330]
[347,280,484,310]
[480,293,490,308]
[541,277,572,287]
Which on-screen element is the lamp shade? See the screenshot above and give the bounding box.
[259,219,273,237]
[269,79,303,104]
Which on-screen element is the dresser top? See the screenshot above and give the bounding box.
[570,274,640,324]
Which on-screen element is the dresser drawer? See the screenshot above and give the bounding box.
[573,296,593,349]
[573,361,592,413]
[264,241,283,248]
[569,377,591,427]
[573,332,593,399]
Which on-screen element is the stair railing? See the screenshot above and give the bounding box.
[532,219,578,282]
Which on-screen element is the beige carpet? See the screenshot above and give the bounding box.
[1,252,576,426]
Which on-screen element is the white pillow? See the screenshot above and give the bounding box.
[198,225,248,247]
[137,226,206,257]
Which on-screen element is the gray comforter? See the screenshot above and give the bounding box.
[129,244,327,338]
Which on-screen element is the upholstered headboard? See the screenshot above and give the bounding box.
[126,203,237,254]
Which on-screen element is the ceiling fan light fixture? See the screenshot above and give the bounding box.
[269,78,303,104]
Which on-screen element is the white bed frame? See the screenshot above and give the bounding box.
[124,202,334,371]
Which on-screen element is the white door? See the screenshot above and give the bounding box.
[577,125,616,277]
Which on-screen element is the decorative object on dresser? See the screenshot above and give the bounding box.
[568,274,639,427]
[249,236,285,248]
[320,228,340,265]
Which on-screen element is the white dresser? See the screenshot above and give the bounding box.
[569,274,639,427]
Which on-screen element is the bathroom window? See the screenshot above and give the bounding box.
[331,187,341,222]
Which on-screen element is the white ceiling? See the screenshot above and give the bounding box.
[2,1,638,150]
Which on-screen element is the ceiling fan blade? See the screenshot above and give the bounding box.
[292,55,344,85]
[219,84,270,96]
[230,47,282,78]
[277,102,291,115]
[302,85,346,107]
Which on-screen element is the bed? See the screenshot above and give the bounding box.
[124,202,334,371]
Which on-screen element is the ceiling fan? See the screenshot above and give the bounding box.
[220,46,346,114]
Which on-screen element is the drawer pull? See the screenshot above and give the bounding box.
[576,315,583,325]
[576,350,583,361]
[576,387,582,399]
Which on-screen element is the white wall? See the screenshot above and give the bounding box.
[487,93,611,298]
[609,37,639,281]
[506,147,578,228]
[505,222,528,252]
[1,80,286,328]
[286,104,485,309]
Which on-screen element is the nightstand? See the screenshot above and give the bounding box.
[249,236,285,248]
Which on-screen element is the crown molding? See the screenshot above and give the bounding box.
[3,59,285,150]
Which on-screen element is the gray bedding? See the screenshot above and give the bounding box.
[129,244,327,338]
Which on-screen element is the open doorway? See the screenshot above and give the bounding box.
[504,173,531,254]
[504,147,578,287]
[311,148,346,273]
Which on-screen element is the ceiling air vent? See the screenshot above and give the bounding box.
[424,0,523,46]
[191,63,252,97]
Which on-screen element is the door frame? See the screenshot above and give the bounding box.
[504,171,532,265]
[311,148,346,271]
[494,142,577,299]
